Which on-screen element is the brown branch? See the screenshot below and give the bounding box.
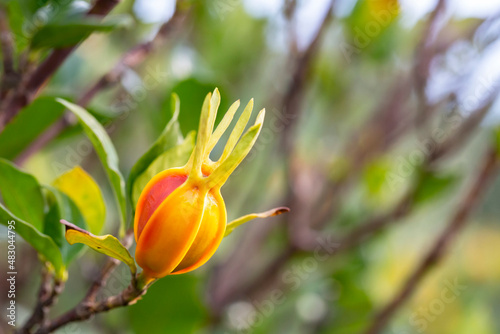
[280,0,335,155]
[34,282,146,334]
[14,2,189,165]
[16,267,65,334]
[364,147,499,334]
[0,0,121,130]
[0,6,18,98]
[14,118,69,165]
[430,90,499,163]
[0,7,15,75]
[414,0,447,126]
[284,0,298,56]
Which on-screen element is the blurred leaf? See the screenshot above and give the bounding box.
[132,132,195,206]
[0,97,65,160]
[53,166,106,234]
[17,0,46,18]
[346,0,400,32]
[5,0,29,52]
[224,207,289,237]
[0,203,65,278]
[31,15,131,49]
[44,186,87,264]
[494,126,500,156]
[165,79,228,136]
[363,159,391,196]
[128,275,206,334]
[192,7,266,82]
[56,98,127,236]
[61,219,136,275]
[413,170,459,206]
[127,93,183,206]
[344,0,400,61]
[329,257,373,334]
[0,158,44,231]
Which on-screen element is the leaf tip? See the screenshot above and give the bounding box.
[256,108,265,125]
[271,207,290,216]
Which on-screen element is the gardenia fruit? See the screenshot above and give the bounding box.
[134,89,265,279]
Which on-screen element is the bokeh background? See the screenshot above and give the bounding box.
[2,0,500,333]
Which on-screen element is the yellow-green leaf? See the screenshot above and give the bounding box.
[224,207,289,237]
[53,166,106,234]
[61,220,136,274]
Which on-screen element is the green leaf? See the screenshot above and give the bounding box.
[127,93,183,206]
[53,166,106,234]
[224,207,289,237]
[44,186,88,264]
[61,220,136,275]
[131,132,195,206]
[494,127,500,156]
[363,159,391,196]
[55,98,127,236]
[413,170,459,206]
[31,15,131,49]
[0,158,45,231]
[17,0,47,17]
[6,0,29,52]
[0,203,65,278]
[0,97,65,160]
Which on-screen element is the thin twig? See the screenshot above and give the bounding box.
[34,282,146,334]
[16,267,64,334]
[0,7,14,74]
[281,0,335,155]
[0,6,18,98]
[430,90,500,163]
[414,0,448,126]
[364,147,499,334]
